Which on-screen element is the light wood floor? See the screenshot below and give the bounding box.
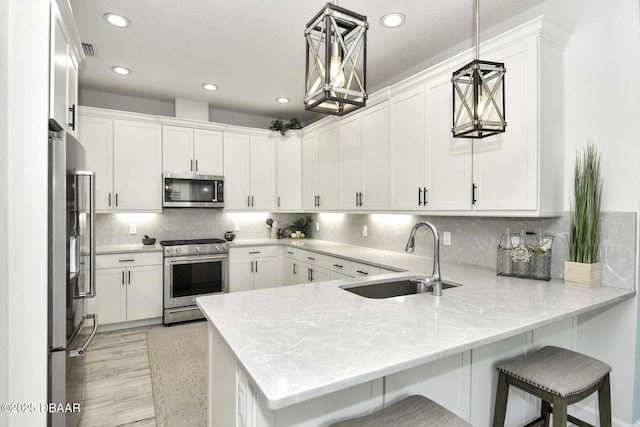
[77,327,157,427]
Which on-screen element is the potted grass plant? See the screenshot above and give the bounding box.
[564,142,603,287]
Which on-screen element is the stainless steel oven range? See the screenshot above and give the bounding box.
[160,238,228,325]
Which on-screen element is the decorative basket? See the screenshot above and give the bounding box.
[497,232,553,281]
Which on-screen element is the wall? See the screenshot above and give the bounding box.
[2,0,50,426]
[79,89,277,129]
[95,211,306,246]
[0,0,9,424]
[312,212,636,290]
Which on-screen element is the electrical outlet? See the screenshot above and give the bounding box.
[362,225,368,237]
[129,224,137,235]
[234,222,240,232]
[443,231,451,246]
[316,222,320,232]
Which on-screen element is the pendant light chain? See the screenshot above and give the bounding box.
[475,0,480,61]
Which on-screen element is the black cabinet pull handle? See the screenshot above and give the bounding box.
[191,160,193,172]
[423,187,428,204]
[128,270,131,284]
[108,193,111,207]
[121,271,125,285]
[195,160,198,171]
[251,196,254,207]
[115,193,118,207]
[255,260,258,273]
[333,264,343,268]
[250,261,254,273]
[118,259,135,262]
[68,105,76,131]
[472,183,477,205]
[293,263,297,275]
[278,196,281,207]
[247,196,250,207]
[307,256,315,261]
[356,270,369,275]
[287,251,294,255]
[418,187,422,206]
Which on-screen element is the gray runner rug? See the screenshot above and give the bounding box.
[147,321,208,427]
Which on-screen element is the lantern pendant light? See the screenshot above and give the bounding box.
[452,0,506,138]
[304,1,368,116]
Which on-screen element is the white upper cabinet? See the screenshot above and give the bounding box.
[301,130,320,211]
[389,86,427,210]
[223,133,276,210]
[339,101,390,210]
[113,120,163,211]
[79,109,162,213]
[162,125,223,175]
[301,122,340,211]
[49,0,82,137]
[276,135,302,210]
[387,17,566,216]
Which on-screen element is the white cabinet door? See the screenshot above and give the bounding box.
[162,126,194,174]
[277,136,302,210]
[389,86,427,210]
[339,114,362,209]
[89,268,126,325]
[472,40,538,211]
[249,136,277,210]
[301,130,320,211]
[223,133,251,209]
[194,129,223,175]
[126,265,163,321]
[79,116,114,212]
[284,258,299,285]
[49,1,79,136]
[229,258,255,293]
[361,101,390,210]
[113,120,162,211]
[311,267,331,283]
[318,123,340,210]
[424,73,472,211]
[253,257,279,290]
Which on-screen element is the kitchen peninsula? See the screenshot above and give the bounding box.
[197,239,634,427]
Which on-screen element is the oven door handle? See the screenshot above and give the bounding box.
[165,255,228,265]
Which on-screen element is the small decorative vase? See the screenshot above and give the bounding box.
[564,261,602,287]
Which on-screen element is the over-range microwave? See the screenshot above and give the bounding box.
[163,173,224,208]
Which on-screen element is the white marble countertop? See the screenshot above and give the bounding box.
[96,243,162,254]
[198,239,634,410]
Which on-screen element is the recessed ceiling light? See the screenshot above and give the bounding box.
[103,13,131,28]
[111,66,132,75]
[202,83,219,91]
[380,13,405,28]
[276,97,290,104]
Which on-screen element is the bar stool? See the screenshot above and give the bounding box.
[328,395,472,427]
[493,346,612,427]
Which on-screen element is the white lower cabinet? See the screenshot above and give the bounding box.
[88,252,163,325]
[229,247,280,292]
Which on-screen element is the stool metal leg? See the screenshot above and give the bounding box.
[493,371,509,427]
[598,373,612,427]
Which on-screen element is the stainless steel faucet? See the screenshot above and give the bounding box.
[405,221,442,296]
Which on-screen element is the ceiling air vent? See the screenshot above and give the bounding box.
[82,42,97,58]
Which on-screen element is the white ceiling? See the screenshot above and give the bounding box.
[70,0,544,124]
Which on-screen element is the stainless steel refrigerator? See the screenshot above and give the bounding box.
[48,130,98,427]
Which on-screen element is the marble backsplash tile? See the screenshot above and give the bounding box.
[96,210,636,290]
[311,212,636,290]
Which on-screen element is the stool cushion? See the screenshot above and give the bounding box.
[328,395,471,427]
[496,346,611,397]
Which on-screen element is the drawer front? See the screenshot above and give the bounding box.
[284,247,298,259]
[331,270,353,280]
[329,257,351,274]
[297,250,331,269]
[350,261,381,277]
[96,252,162,269]
[230,246,279,259]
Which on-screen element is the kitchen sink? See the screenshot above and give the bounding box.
[340,278,461,299]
